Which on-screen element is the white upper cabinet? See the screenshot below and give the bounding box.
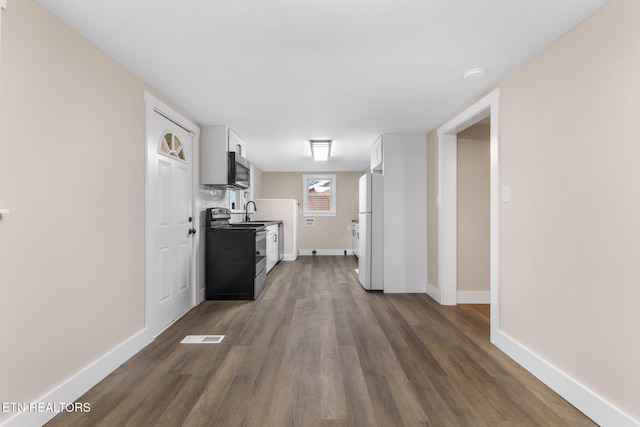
[227,128,247,159]
[201,126,248,185]
[370,135,383,173]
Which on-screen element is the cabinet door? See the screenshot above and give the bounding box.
[278,223,284,261]
[266,225,278,272]
[201,126,229,185]
[370,136,383,173]
[352,223,359,257]
[228,129,247,158]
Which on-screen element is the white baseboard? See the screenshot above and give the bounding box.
[425,283,441,303]
[457,290,490,304]
[493,330,639,427]
[282,253,298,261]
[0,329,152,427]
[299,249,351,256]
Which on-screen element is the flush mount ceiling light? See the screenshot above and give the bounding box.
[463,68,485,81]
[309,140,332,161]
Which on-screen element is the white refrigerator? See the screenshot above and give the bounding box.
[358,172,384,290]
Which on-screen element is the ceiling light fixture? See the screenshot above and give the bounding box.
[463,68,485,81]
[309,140,332,161]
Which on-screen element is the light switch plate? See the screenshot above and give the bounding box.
[501,187,510,203]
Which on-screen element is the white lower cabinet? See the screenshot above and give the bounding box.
[352,221,359,258]
[266,225,278,273]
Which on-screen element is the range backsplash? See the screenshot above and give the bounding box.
[199,185,227,210]
[198,186,246,223]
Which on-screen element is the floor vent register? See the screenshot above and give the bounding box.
[180,335,225,344]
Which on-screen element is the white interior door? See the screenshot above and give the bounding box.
[149,110,195,334]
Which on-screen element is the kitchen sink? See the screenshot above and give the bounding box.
[234,220,280,224]
[232,221,279,226]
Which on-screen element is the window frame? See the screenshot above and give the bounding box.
[302,174,337,217]
[158,132,187,162]
[229,189,249,213]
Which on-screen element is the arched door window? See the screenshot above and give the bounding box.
[159,132,186,161]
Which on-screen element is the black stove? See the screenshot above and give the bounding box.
[205,208,267,300]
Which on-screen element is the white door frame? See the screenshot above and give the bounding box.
[436,89,500,340]
[1,1,7,64]
[144,91,200,336]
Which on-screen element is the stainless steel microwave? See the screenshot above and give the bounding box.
[228,152,250,188]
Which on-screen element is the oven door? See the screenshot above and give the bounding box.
[228,152,250,189]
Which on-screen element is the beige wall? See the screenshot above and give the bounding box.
[499,0,639,418]
[456,124,490,292]
[0,0,194,419]
[260,172,360,251]
[427,0,640,420]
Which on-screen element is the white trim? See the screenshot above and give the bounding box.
[0,330,152,427]
[457,290,490,304]
[0,0,7,65]
[144,92,201,336]
[282,253,298,261]
[493,331,640,427]
[425,283,440,303]
[299,249,349,256]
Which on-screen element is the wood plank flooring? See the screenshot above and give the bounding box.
[46,256,595,426]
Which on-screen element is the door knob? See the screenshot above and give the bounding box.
[188,228,196,235]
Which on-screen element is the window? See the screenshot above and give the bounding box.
[229,189,249,212]
[302,174,336,216]
[158,132,185,161]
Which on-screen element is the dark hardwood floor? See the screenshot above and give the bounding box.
[47,256,595,426]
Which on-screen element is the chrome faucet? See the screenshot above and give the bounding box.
[245,200,257,222]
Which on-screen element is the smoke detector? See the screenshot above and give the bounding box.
[463,68,485,81]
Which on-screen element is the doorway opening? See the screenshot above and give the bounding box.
[436,89,500,341]
[457,120,491,304]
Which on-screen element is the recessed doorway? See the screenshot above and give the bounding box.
[457,120,491,304]
[436,89,500,341]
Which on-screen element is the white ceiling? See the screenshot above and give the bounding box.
[36,0,608,172]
